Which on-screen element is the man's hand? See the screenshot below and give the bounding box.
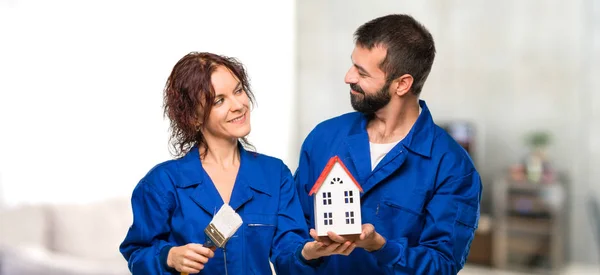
[326,224,386,252]
[300,229,356,260]
[309,228,336,245]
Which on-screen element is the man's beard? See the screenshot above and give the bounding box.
[349,81,391,115]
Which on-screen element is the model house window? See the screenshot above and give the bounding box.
[322,192,332,205]
[331,177,343,184]
[344,190,354,204]
[324,212,333,225]
[345,211,355,224]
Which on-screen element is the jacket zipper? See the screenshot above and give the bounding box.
[223,246,228,275]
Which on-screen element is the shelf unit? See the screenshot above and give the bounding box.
[492,176,567,274]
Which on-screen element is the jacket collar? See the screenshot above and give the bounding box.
[349,99,435,158]
[173,143,271,196]
[401,99,435,158]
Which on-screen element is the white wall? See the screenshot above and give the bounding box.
[296,0,599,265]
[0,0,296,207]
[583,0,600,264]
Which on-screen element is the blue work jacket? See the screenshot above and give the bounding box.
[294,100,482,275]
[120,145,316,275]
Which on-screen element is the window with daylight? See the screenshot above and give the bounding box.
[331,177,343,184]
[324,212,333,225]
[345,211,355,224]
[322,192,332,205]
[344,190,354,204]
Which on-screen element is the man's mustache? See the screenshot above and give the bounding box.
[350,83,364,94]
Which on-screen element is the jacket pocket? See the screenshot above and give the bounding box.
[379,191,426,217]
[452,203,479,266]
[455,203,478,229]
[244,213,277,274]
[245,213,277,240]
[376,192,427,241]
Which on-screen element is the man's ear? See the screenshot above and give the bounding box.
[391,74,414,97]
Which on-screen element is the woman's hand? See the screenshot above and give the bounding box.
[167,244,215,274]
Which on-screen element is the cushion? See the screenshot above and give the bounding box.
[0,204,49,248]
[48,197,132,261]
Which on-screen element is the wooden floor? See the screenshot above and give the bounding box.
[459,264,599,275]
[270,263,599,274]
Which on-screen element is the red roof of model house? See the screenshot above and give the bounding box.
[308,156,364,196]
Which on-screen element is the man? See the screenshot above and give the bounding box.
[294,14,482,274]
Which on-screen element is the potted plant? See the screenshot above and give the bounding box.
[524,131,551,183]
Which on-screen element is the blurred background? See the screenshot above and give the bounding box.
[0,0,598,274]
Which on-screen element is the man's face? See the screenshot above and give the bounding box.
[345,45,391,115]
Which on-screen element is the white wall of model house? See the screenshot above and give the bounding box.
[313,159,362,236]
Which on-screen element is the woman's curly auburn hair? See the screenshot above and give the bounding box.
[163,52,256,158]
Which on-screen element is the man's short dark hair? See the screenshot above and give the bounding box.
[354,14,436,95]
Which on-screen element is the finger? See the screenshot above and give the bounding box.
[310,229,333,245]
[182,258,205,271]
[205,248,215,258]
[302,241,323,260]
[341,243,357,255]
[308,241,324,255]
[188,244,215,258]
[327,231,349,243]
[305,241,321,249]
[309,229,323,242]
[320,236,333,245]
[360,224,375,240]
[180,266,201,274]
[360,229,372,241]
[332,241,352,254]
[186,243,203,251]
[320,242,342,254]
[317,242,337,252]
[184,251,209,264]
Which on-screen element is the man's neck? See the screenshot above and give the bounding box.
[367,99,420,144]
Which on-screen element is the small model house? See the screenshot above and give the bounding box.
[309,156,363,237]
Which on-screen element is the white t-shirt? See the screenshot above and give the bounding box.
[370,140,401,170]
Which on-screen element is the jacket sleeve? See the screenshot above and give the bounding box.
[293,131,316,229]
[370,170,482,274]
[271,161,320,274]
[119,179,178,275]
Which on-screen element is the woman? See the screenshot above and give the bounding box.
[119,52,354,275]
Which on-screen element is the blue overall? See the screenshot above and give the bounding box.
[120,145,316,274]
[295,100,482,274]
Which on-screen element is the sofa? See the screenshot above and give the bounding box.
[0,197,132,275]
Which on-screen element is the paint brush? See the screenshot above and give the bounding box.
[181,204,243,275]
